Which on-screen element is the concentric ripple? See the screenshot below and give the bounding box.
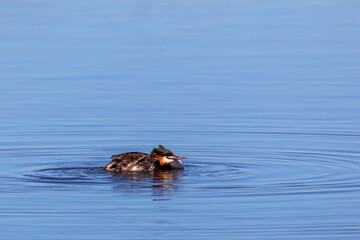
[15,148,360,197]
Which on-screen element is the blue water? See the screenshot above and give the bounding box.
[1,1,360,239]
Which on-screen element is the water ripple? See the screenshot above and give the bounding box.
[13,148,360,197]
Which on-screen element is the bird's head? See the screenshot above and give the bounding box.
[151,145,187,169]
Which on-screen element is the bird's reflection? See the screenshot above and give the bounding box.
[110,169,184,198]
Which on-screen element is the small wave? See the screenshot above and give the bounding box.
[4,147,360,197]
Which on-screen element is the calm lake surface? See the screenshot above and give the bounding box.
[1,1,360,239]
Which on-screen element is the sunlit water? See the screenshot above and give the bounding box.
[1,1,360,239]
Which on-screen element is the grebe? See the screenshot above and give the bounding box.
[104,145,187,172]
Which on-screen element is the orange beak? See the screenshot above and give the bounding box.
[173,156,187,160]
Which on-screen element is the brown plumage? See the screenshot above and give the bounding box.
[104,145,187,172]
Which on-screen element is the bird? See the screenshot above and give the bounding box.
[104,145,187,172]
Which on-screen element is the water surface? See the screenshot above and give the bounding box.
[1,1,360,239]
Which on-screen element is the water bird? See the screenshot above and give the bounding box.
[104,145,187,172]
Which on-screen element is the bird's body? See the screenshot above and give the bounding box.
[106,152,154,171]
[104,145,186,172]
